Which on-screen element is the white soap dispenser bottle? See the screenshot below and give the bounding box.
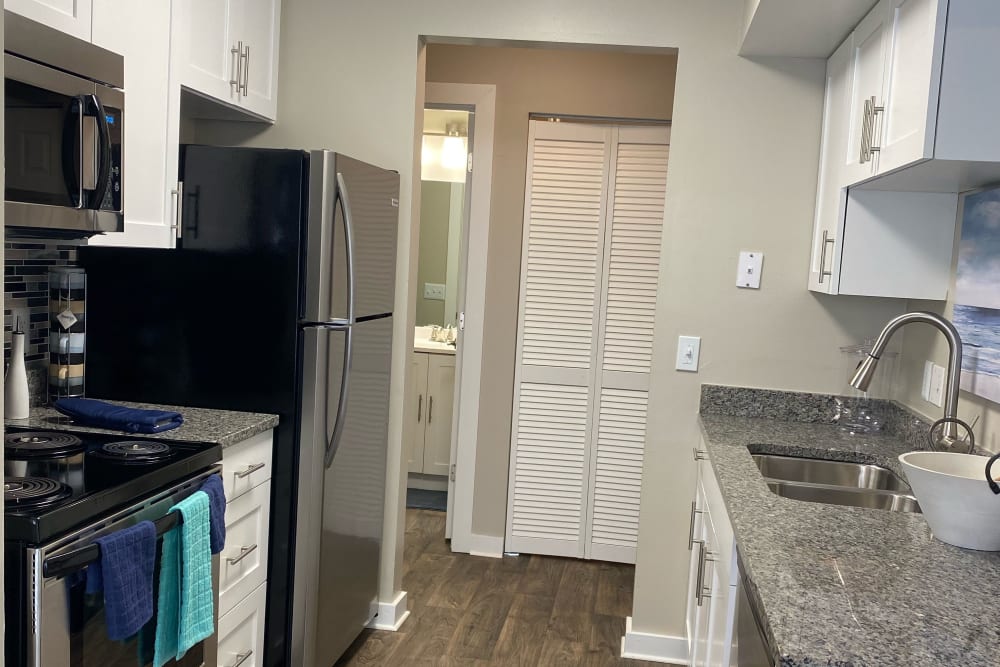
[5,320,30,419]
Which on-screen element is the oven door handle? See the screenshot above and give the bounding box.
[83,94,113,210]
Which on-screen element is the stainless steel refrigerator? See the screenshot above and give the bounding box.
[81,146,400,667]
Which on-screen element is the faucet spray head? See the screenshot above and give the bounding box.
[850,354,879,392]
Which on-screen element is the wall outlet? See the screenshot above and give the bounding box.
[423,282,446,301]
[921,361,933,401]
[928,363,946,408]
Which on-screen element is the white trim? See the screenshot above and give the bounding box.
[620,617,688,665]
[366,591,411,631]
[467,532,504,559]
[424,82,496,554]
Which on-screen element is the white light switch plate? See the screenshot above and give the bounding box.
[423,282,446,300]
[676,335,701,372]
[929,363,946,408]
[736,251,763,289]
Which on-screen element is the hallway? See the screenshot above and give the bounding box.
[336,509,660,666]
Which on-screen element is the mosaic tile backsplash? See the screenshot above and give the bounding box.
[5,240,83,404]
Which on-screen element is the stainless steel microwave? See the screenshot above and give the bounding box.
[4,11,124,237]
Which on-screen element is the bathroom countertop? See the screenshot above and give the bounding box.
[700,412,1000,666]
[6,402,278,448]
[413,339,456,355]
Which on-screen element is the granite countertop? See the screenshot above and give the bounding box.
[5,402,278,448]
[701,413,1000,666]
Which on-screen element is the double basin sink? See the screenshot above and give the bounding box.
[753,453,921,513]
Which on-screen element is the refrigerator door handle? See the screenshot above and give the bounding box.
[324,325,353,468]
[335,172,356,324]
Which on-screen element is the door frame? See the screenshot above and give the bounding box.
[423,82,495,554]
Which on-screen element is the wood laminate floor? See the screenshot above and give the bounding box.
[335,509,660,667]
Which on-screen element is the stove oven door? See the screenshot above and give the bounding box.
[26,468,220,667]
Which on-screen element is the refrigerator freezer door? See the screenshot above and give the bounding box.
[303,152,400,323]
[293,317,392,667]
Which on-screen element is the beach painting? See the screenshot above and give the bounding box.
[955,186,1000,404]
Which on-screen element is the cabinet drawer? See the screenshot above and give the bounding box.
[217,581,266,667]
[222,430,273,500]
[219,480,270,617]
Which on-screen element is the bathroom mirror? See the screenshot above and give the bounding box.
[416,108,470,328]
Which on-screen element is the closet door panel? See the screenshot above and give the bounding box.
[506,121,610,558]
[587,126,669,563]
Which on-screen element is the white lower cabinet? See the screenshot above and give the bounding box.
[687,442,737,667]
[218,581,267,667]
[218,429,273,663]
[407,351,455,477]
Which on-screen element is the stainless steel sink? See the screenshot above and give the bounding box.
[752,454,910,492]
[765,480,922,513]
[752,453,921,513]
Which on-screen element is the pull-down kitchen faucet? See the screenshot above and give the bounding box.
[850,311,964,446]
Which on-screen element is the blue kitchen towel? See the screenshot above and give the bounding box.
[153,492,214,667]
[93,520,156,641]
[54,397,184,434]
[199,474,226,555]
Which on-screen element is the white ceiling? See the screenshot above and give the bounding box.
[739,0,879,58]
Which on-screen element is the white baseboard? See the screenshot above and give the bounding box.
[620,616,688,664]
[366,591,410,631]
[468,532,504,558]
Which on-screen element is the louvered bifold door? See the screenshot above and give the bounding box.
[505,121,612,558]
[586,126,670,564]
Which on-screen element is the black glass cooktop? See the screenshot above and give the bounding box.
[3,427,221,545]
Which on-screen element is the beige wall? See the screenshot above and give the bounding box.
[426,43,678,537]
[194,0,903,641]
[898,223,1000,454]
[415,181,451,326]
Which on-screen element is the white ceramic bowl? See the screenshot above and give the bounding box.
[899,451,1000,551]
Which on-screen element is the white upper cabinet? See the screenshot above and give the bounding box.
[88,0,177,249]
[173,0,280,121]
[5,0,92,41]
[809,37,854,294]
[237,0,281,118]
[877,0,947,174]
[844,0,891,183]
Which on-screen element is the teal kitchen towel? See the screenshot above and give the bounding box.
[153,491,215,667]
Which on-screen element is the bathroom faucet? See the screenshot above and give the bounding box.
[850,311,964,444]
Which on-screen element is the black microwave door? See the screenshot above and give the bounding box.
[4,77,85,208]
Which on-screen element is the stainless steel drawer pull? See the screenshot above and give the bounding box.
[696,548,716,606]
[818,230,835,283]
[687,501,703,550]
[229,649,253,667]
[227,544,258,565]
[417,394,423,422]
[231,42,242,93]
[235,462,266,479]
[693,448,708,461]
[428,396,434,424]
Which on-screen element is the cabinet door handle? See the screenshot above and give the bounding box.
[241,44,250,96]
[417,394,423,422]
[688,501,703,550]
[226,543,258,565]
[818,230,835,283]
[860,97,872,163]
[170,181,184,240]
[231,42,243,94]
[694,540,708,606]
[428,396,434,424]
[868,95,884,159]
[693,447,708,461]
[228,649,253,667]
[235,462,266,479]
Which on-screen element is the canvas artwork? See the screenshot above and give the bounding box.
[955,186,1000,404]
